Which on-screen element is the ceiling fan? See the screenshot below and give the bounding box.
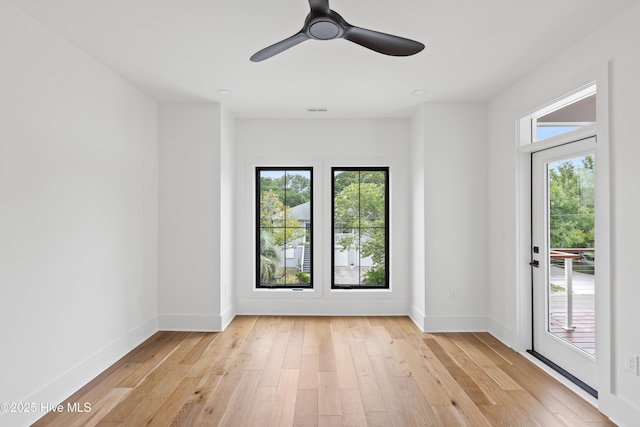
[250,0,425,62]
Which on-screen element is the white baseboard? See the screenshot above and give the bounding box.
[599,390,640,427]
[220,307,236,331]
[405,309,489,333]
[409,305,426,331]
[158,313,224,332]
[487,316,511,346]
[423,315,488,332]
[0,316,158,427]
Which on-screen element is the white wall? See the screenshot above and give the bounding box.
[487,2,640,424]
[234,119,411,315]
[0,2,159,426]
[158,103,229,331]
[220,108,236,327]
[411,104,489,331]
[410,107,426,324]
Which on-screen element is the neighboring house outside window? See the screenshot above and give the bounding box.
[256,167,313,288]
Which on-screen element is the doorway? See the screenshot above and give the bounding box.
[530,137,598,394]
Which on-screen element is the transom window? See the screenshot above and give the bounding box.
[256,167,313,288]
[520,83,596,144]
[332,167,389,289]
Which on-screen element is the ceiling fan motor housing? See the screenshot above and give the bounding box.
[306,10,347,40]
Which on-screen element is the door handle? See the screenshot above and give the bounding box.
[529,260,540,268]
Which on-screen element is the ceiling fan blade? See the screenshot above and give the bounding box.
[308,0,330,13]
[343,26,424,56]
[250,31,309,62]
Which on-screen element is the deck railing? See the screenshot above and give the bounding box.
[550,248,594,330]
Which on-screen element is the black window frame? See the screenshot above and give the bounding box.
[256,167,313,289]
[331,167,390,289]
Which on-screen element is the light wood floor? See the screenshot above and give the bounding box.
[33,316,615,426]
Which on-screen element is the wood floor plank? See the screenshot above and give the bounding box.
[104,364,192,426]
[412,339,494,426]
[484,366,525,391]
[293,388,318,427]
[339,388,368,427]
[318,371,341,416]
[393,337,452,406]
[507,389,566,427]
[298,354,320,389]
[32,317,616,427]
[364,411,393,426]
[391,316,426,339]
[473,331,507,347]
[302,317,322,355]
[394,375,440,427]
[167,372,222,426]
[142,376,201,426]
[382,316,409,339]
[193,352,251,425]
[433,334,535,424]
[243,316,281,372]
[125,331,182,364]
[33,364,138,427]
[331,328,359,389]
[344,317,365,340]
[472,332,524,365]
[363,325,384,356]
[94,422,123,427]
[71,388,131,427]
[348,338,386,412]
[179,332,219,365]
[370,323,412,377]
[117,332,191,387]
[461,333,513,367]
[430,404,474,427]
[99,333,200,424]
[499,359,614,425]
[454,375,494,406]
[477,403,525,427]
[282,316,305,369]
[369,355,412,426]
[499,362,588,425]
[318,415,342,427]
[218,370,262,426]
[318,320,337,372]
[446,332,500,369]
[268,369,300,427]
[37,387,131,427]
[423,336,468,380]
[186,315,255,378]
[246,386,277,426]
[259,318,293,387]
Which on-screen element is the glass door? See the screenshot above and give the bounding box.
[531,137,597,391]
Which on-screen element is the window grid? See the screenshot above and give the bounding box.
[256,167,313,289]
[331,167,389,289]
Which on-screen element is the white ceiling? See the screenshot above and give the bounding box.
[9,0,640,118]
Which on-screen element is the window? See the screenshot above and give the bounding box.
[534,93,595,141]
[520,84,596,145]
[256,167,313,288]
[332,167,389,289]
